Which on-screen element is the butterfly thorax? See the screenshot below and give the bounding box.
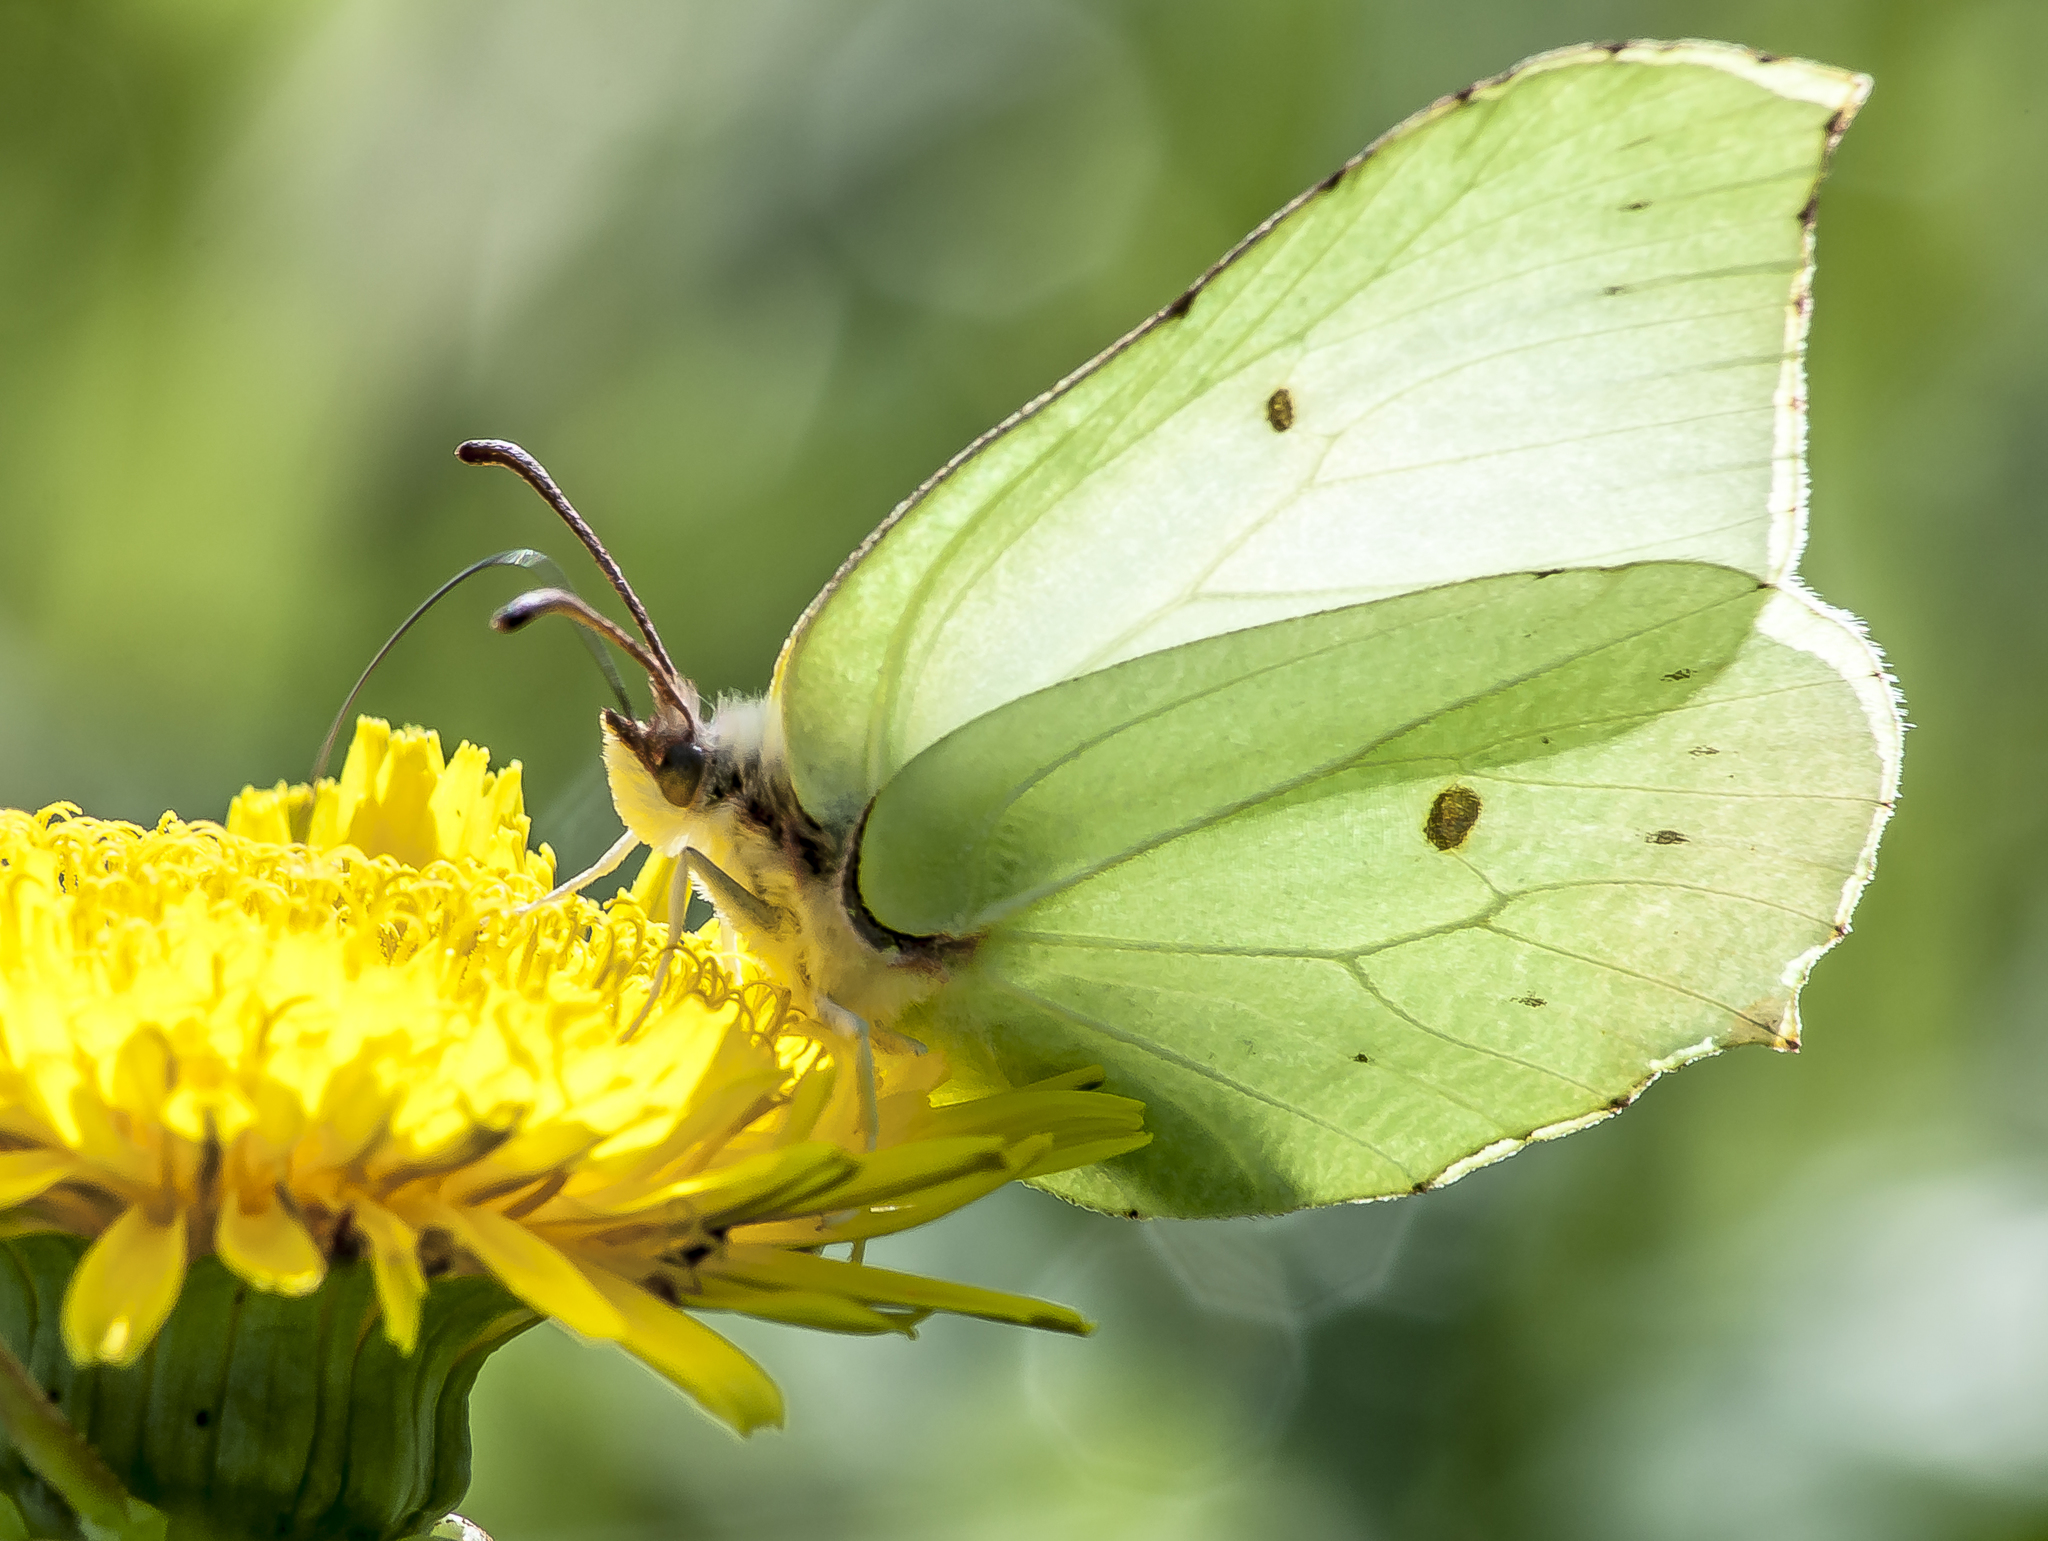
[601,696,953,1026]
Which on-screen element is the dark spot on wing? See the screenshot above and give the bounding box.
[1831,922,1849,940]
[1425,786,1482,851]
[1603,284,1628,296]
[1798,193,1820,226]
[1124,1208,1142,1220]
[1689,745,1719,757]
[194,1408,211,1428]
[1663,668,1694,682]
[1756,50,1781,63]
[1162,288,1196,321]
[1453,85,1474,104]
[1646,830,1689,845]
[1513,996,1546,1008]
[1265,387,1295,431]
[1533,569,1564,578]
[1602,40,1626,55]
[1622,199,1650,211]
[1352,1053,1371,1063]
[1317,165,1345,194]
[1826,109,1849,139]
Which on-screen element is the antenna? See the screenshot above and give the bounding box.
[313,549,633,784]
[493,588,697,722]
[456,440,681,684]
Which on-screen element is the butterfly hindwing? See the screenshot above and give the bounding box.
[866,566,1891,1215]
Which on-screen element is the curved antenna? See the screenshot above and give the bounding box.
[493,588,697,722]
[456,439,680,683]
[313,549,633,784]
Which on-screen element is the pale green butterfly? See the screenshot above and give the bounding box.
[467,41,1900,1220]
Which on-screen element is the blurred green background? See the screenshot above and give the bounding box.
[0,1,2040,1536]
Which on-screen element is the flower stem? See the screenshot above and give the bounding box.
[0,1333,164,1541]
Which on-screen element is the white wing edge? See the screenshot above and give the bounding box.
[1755,581,1908,925]
[1397,583,1903,1199]
[771,39,1873,701]
[1418,1035,1719,1196]
[1503,45,1873,592]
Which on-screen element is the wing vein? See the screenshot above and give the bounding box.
[987,977,1420,1178]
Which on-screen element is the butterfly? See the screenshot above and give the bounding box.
[467,41,1901,1220]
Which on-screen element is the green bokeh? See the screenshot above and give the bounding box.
[1,2,2041,1536]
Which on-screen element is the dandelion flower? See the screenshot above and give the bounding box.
[0,719,1147,1539]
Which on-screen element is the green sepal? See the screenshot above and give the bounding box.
[0,1233,534,1541]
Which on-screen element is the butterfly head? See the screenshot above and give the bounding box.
[596,700,711,853]
[602,706,706,810]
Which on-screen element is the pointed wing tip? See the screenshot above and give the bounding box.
[1497,40,1870,119]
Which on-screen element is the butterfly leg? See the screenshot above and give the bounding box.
[621,846,800,1041]
[816,996,879,1265]
[676,848,788,939]
[816,997,880,1155]
[618,854,700,1043]
[520,828,640,912]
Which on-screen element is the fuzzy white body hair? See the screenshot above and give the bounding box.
[601,696,947,1027]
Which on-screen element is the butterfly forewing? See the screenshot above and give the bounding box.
[777,44,1868,829]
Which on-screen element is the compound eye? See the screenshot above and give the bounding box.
[652,735,706,809]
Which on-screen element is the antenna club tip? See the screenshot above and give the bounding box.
[457,438,527,467]
[491,589,558,633]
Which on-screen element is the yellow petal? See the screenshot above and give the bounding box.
[661,1143,858,1226]
[224,781,304,844]
[794,1136,1010,1214]
[685,1275,914,1336]
[63,1205,187,1366]
[921,1082,1146,1143]
[740,1146,1039,1245]
[418,1201,624,1342]
[628,850,678,921]
[580,1265,782,1434]
[351,1201,425,1354]
[0,1150,79,1208]
[215,1187,324,1297]
[716,1244,1090,1335]
[345,725,443,867]
[1013,1132,1152,1181]
[428,742,490,862]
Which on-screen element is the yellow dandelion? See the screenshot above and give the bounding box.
[0,719,1147,1540]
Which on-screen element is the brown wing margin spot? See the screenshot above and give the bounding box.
[1424,786,1483,851]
